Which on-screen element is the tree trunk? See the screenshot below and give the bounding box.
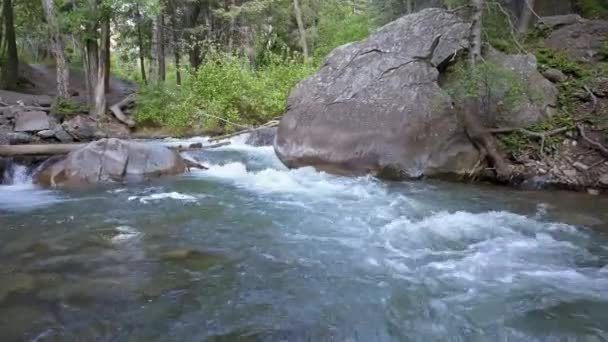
[135,4,147,84]
[406,0,413,14]
[157,11,166,82]
[41,0,69,100]
[293,0,310,63]
[469,0,484,67]
[149,16,158,83]
[518,0,535,35]
[185,2,201,70]
[1,0,18,90]
[93,17,109,117]
[169,0,181,85]
[84,38,99,113]
[104,18,111,93]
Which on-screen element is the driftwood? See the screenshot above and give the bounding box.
[209,119,280,143]
[0,105,50,112]
[109,94,136,128]
[0,141,230,157]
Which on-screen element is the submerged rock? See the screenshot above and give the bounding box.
[245,127,277,146]
[34,138,187,186]
[275,8,557,179]
[160,248,224,270]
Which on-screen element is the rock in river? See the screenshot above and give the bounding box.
[35,138,187,186]
[245,127,277,147]
[275,8,557,179]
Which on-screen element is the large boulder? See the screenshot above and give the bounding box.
[35,139,187,186]
[545,19,608,64]
[14,111,50,132]
[275,8,557,178]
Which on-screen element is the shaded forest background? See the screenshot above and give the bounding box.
[0,0,607,133]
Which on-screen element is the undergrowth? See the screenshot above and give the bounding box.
[135,53,314,134]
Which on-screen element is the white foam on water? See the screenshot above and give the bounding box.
[128,192,198,204]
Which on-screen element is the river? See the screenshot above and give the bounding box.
[1,136,608,341]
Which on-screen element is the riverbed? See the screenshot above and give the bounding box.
[1,136,608,341]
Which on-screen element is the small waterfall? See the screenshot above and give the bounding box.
[2,160,32,185]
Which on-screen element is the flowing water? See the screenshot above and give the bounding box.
[1,137,608,341]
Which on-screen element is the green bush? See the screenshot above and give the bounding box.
[445,62,529,109]
[134,53,315,134]
[534,48,589,77]
[577,0,608,19]
[51,98,87,119]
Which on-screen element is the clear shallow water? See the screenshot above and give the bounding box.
[1,137,608,341]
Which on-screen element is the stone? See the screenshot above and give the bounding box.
[599,174,608,186]
[545,19,608,64]
[542,68,567,83]
[36,129,55,139]
[245,127,277,146]
[537,14,584,30]
[4,132,35,144]
[62,115,106,141]
[483,48,559,127]
[0,273,35,301]
[34,138,187,186]
[53,126,74,143]
[275,8,558,178]
[573,161,589,172]
[14,111,50,132]
[562,168,577,178]
[160,248,224,271]
[587,189,600,196]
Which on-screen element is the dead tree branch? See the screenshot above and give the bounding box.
[577,124,608,158]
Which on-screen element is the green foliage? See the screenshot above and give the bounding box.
[534,48,589,77]
[482,3,520,53]
[51,98,87,119]
[600,40,608,61]
[314,1,370,61]
[135,53,314,134]
[577,0,608,19]
[445,61,530,110]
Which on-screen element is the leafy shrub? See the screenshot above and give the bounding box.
[51,98,87,119]
[135,53,314,134]
[577,0,608,19]
[445,62,530,110]
[534,48,588,77]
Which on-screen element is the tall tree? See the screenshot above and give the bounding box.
[41,0,69,99]
[157,10,165,82]
[169,0,181,85]
[1,0,18,90]
[104,18,111,92]
[469,0,483,66]
[149,15,158,82]
[135,3,147,84]
[293,0,310,63]
[518,0,535,34]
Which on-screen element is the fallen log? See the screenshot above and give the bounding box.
[109,94,136,128]
[208,120,279,143]
[0,141,230,157]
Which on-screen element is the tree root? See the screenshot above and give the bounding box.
[490,126,570,156]
[577,124,608,158]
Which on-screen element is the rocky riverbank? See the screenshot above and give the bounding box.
[274,9,608,194]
